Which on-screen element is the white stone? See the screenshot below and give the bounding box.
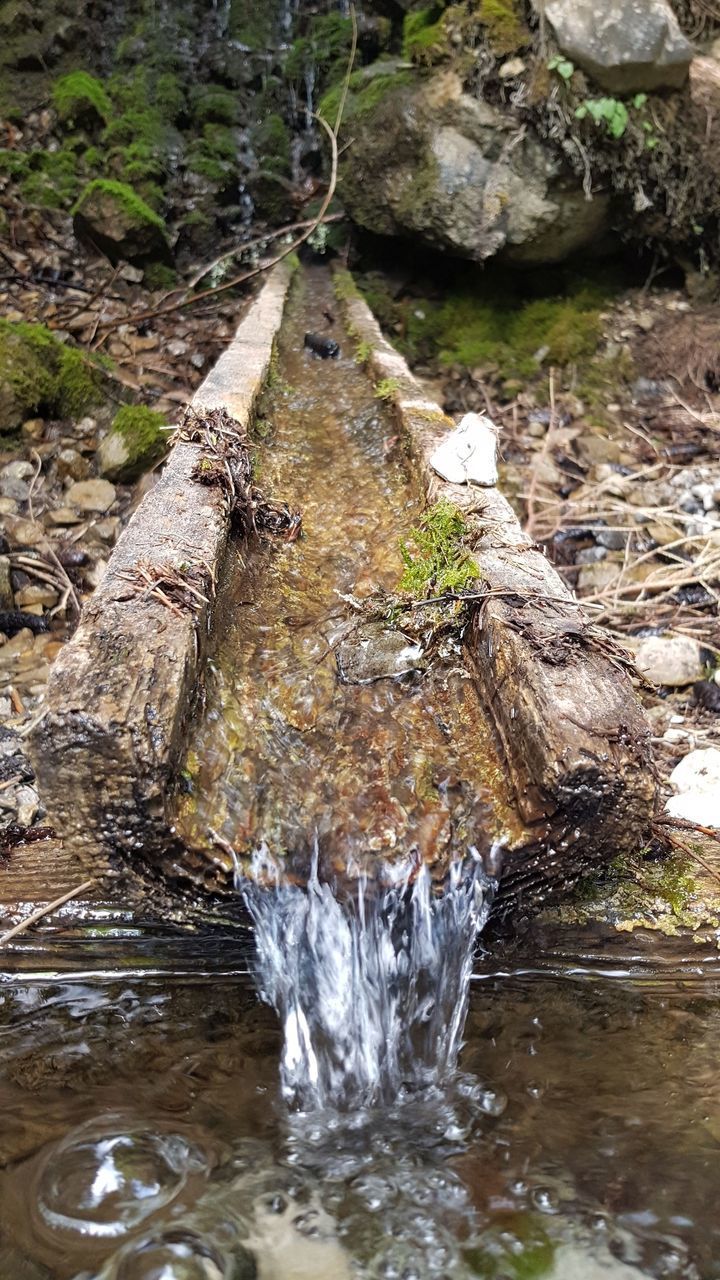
[429,413,499,487]
[665,747,720,828]
[634,635,704,687]
[532,0,693,92]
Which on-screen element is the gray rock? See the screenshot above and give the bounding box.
[336,622,424,683]
[634,635,704,686]
[533,0,693,92]
[335,70,612,265]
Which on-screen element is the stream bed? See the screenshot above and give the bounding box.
[174,266,501,877]
[1,965,719,1278]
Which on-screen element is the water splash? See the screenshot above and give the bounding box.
[240,848,498,1111]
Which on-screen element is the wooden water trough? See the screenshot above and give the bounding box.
[6,263,655,935]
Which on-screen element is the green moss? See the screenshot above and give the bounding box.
[73,179,166,232]
[402,6,447,62]
[0,321,102,426]
[285,13,354,95]
[190,84,237,125]
[378,276,614,383]
[319,68,414,127]
[143,263,177,290]
[155,72,185,121]
[477,0,531,55]
[463,1214,555,1278]
[51,71,111,124]
[20,148,79,209]
[333,268,361,301]
[399,500,479,597]
[110,403,168,475]
[355,340,373,365]
[251,112,290,174]
[228,0,276,49]
[374,376,401,400]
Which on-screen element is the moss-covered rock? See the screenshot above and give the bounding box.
[97,404,168,481]
[331,66,611,265]
[51,71,112,124]
[72,178,171,264]
[0,321,103,431]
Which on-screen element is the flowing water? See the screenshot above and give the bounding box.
[2,962,720,1278]
[174,267,503,879]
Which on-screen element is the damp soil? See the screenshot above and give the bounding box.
[1,968,720,1278]
[174,267,502,880]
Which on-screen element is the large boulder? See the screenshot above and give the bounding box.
[73,180,171,266]
[335,70,611,264]
[533,0,693,93]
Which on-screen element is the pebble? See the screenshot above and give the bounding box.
[5,518,45,547]
[21,417,45,440]
[0,554,13,610]
[66,478,116,513]
[634,635,704,687]
[14,784,39,827]
[56,447,90,482]
[0,478,30,501]
[14,583,58,609]
[498,55,525,78]
[665,748,720,828]
[92,516,121,544]
[75,417,97,437]
[0,498,19,516]
[47,507,84,525]
[1,460,34,481]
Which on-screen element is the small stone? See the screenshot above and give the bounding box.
[0,498,19,516]
[92,516,121,544]
[0,629,34,662]
[0,477,30,501]
[336,622,424,684]
[577,561,619,592]
[666,748,720,828]
[66,478,116,513]
[56,447,90,482]
[634,635,704,687]
[14,583,58,608]
[15,784,39,827]
[47,507,84,525]
[85,559,108,589]
[76,416,98,437]
[575,546,607,565]
[167,339,189,357]
[0,696,11,718]
[635,310,655,332]
[5,518,45,547]
[526,421,547,439]
[498,56,525,79]
[1,460,34,480]
[117,264,144,283]
[0,555,13,610]
[21,417,45,440]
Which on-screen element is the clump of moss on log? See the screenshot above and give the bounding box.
[399,500,479,597]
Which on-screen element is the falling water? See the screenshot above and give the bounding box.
[240,848,498,1112]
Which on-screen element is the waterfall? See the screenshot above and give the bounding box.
[240,848,498,1112]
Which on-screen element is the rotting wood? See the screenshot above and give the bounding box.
[335,268,656,916]
[27,265,293,921]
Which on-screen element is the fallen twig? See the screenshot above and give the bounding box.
[0,879,94,946]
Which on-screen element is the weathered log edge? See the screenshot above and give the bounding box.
[334,267,656,916]
[26,264,294,919]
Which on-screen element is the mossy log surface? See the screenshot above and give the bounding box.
[27,266,292,922]
[335,268,656,918]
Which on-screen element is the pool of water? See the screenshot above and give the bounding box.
[1,965,718,1279]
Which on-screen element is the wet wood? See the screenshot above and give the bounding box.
[336,269,656,912]
[26,266,293,919]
